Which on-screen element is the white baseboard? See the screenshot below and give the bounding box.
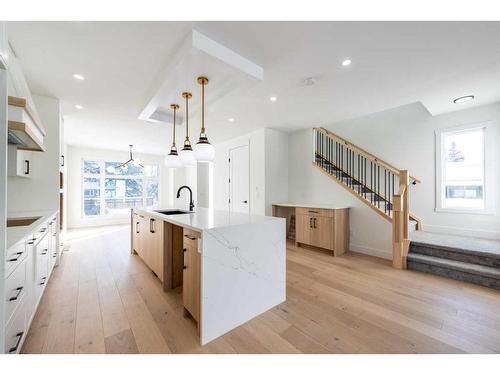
[423,224,500,240]
[349,243,392,260]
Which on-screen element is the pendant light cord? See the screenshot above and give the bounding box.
[173,106,176,147]
[201,81,205,134]
[185,95,189,140]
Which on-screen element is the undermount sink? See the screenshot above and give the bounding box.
[7,216,42,227]
[155,209,193,215]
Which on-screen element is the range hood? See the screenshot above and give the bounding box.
[8,96,46,152]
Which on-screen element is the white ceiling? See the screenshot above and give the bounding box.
[7,21,500,155]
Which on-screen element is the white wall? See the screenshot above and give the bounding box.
[7,94,61,214]
[289,101,500,259]
[213,128,289,216]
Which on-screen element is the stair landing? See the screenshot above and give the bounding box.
[408,231,500,290]
[410,231,500,257]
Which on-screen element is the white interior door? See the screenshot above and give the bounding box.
[229,145,249,214]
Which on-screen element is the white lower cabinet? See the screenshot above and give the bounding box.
[3,212,59,354]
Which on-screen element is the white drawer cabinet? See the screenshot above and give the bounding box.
[4,212,59,354]
[4,297,27,354]
[4,259,27,327]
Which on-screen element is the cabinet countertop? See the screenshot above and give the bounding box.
[133,206,282,232]
[272,203,350,210]
[6,209,58,249]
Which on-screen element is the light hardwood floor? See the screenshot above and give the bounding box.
[22,225,500,354]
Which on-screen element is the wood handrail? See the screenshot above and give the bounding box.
[315,127,421,184]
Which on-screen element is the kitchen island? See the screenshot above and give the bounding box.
[131,207,286,345]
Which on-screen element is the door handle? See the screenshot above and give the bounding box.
[9,286,24,302]
[309,218,312,228]
[242,200,248,203]
[136,222,140,234]
[150,218,155,233]
[8,252,23,262]
[9,332,24,353]
[25,160,30,175]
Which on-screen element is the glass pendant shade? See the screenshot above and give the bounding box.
[165,150,182,168]
[180,148,196,166]
[195,76,215,162]
[194,139,215,162]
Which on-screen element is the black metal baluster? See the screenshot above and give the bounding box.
[377,165,380,209]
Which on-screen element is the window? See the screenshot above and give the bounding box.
[82,159,160,217]
[436,123,495,214]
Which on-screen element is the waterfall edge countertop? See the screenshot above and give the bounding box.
[6,209,59,249]
[133,206,283,232]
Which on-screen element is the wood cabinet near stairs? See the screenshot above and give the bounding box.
[273,204,349,256]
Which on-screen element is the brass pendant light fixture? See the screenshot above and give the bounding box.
[179,92,196,167]
[193,76,215,162]
[164,103,182,168]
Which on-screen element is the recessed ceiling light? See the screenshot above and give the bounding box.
[73,74,85,80]
[341,59,352,67]
[269,96,277,102]
[75,104,83,110]
[228,118,235,122]
[453,95,474,104]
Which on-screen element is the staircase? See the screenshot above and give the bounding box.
[313,127,421,269]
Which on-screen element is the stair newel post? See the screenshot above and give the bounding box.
[401,170,410,240]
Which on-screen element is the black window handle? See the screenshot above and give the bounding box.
[9,286,24,302]
[24,160,30,175]
[9,332,24,353]
[8,251,23,262]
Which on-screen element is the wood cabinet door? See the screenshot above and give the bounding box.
[148,217,164,281]
[309,216,334,250]
[296,214,312,245]
[183,231,200,322]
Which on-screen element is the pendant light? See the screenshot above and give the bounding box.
[179,92,196,167]
[106,145,143,173]
[164,104,182,168]
[193,76,215,162]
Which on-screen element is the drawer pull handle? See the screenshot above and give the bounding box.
[9,332,24,353]
[27,240,34,245]
[40,228,47,232]
[183,265,187,269]
[313,218,317,228]
[41,249,48,256]
[308,210,319,214]
[39,277,47,286]
[184,234,196,241]
[183,248,187,252]
[9,286,24,302]
[8,252,23,262]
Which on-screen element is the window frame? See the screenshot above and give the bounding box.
[81,158,160,219]
[435,121,495,215]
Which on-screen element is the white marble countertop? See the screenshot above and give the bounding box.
[133,207,282,232]
[272,203,350,209]
[7,209,58,249]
